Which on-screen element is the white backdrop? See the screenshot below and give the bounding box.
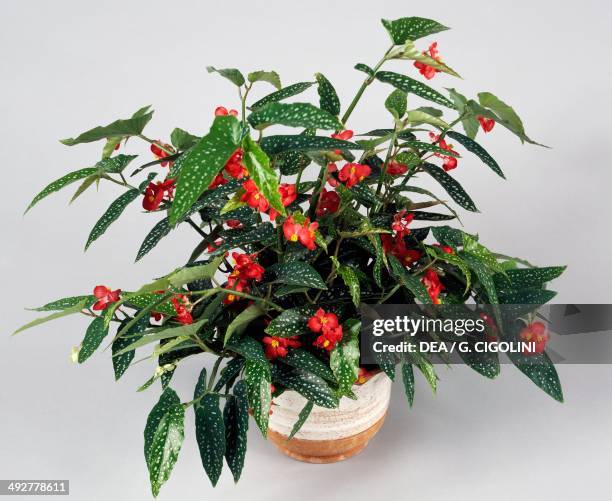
[1,1,611,500]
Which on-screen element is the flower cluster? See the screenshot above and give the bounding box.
[381,210,421,266]
[171,294,193,325]
[283,215,318,250]
[150,141,175,167]
[142,179,175,211]
[92,285,121,311]
[519,321,549,355]
[414,42,442,80]
[262,335,302,359]
[224,252,265,304]
[308,309,343,351]
[429,132,458,172]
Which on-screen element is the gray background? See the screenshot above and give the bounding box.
[1,0,611,500]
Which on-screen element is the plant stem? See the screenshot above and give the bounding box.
[207,355,225,392]
[185,217,207,239]
[341,46,394,125]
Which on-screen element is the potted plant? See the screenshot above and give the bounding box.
[16,15,565,497]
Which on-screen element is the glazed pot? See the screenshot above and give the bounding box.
[268,372,392,463]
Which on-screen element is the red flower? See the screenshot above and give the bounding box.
[413,42,442,80]
[240,179,269,212]
[207,239,223,253]
[226,219,243,229]
[477,116,495,133]
[307,308,339,333]
[209,172,228,189]
[215,106,238,117]
[331,130,354,141]
[282,216,318,250]
[142,179,175,211]
[316,188,341,217]
[429,132,458,172]
[232,252,265,281]
[223,252,265,304]
[326,163,340,187]
[262,335,302,359]
[171,295,193,325]
[268,183,297,220]
[381,234,421,266]
[313,325,343,352]
[421,269,444,304]
[92,285,121,311]
[338,163,371,188]
[391,210,414,237]
[519,321,549,355]
[150,141,175,167]
[387,161,408,176]
[433,243,454,254]
[224,149,248,179]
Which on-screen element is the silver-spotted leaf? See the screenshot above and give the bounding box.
[195,393,226,486]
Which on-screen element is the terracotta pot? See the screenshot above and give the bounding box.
[268,372,392,463]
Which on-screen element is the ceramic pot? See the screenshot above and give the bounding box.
[267,371,392,463]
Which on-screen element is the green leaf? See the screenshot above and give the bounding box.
[250,82,314,110]
[96,154,138,174]
[446,131,504,178]
[170,128,200,150]
[265,304,317,337]
[462,234,505,273]
[102,137,123,158]
[477,92,543,145]
[422,163,478,212]
[376,71,455,108]
[330,335,359,396]
[354,63,376,77]
[136,218,171,261]
[69,174,99,203]
[446,88,479,139]
[213,358,245,392]
[433,247,471,291]
[381,16,449,44]
[315,73,341,116]
[227,335,267,364]
[401,363,415,406]
[169,115,241,226]
[14,298,89,334]
[273,367,339,408]
[248,70,281,90]
[282,348,336,382]
[273,261,327,289]
[78,315,110,363]
[248,102,342,131]
[242,135,284,214]
[431,225,464,247]
[85,187,140,250]
[458,344,500,379]
[144,388,185,497]
[412,354,438,393]
[508,351,563,402]
[260,135,362,155]
[223,381,249,482]
[406,110,450,129]
[114,319,207,356]
[60,106,153,146]
[288,401,314,440]
[25,167,97,212]
[195,393,226,486]
[388,255,433,304]
[28,295,95,312]
[385,89,408,119]
[244,359,272,436]
[123,293,176,316]
[224,304,264,345]
[207,66,245,86]
[112,316,149,380]
[331,257,360,308]
[493,266,566,291]
[459,251,500,323]
[212,223,276,255]
[497,288,557,305]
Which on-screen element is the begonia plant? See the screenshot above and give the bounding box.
[17,15,565,497]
